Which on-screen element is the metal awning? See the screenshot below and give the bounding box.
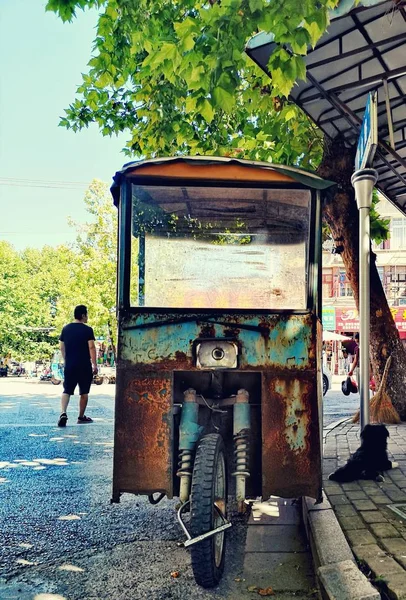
[246,0,406,214]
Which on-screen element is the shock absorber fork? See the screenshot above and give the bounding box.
[177,388,203,503]
[232,388,251,513]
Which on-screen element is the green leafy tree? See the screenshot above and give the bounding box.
[0,184,117,362]
[48,0,333,165]
[21,245,78,358]
[59,179,118,356]
[0,241,29,359]
[0,242,76,360]
[46,0,406,417]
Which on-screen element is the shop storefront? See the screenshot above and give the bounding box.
[322,306,406,374]
[325,306,406,339]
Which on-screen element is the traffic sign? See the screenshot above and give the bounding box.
[355,91,378,171]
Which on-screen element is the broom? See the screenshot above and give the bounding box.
[371,356,400,424]
[352,356,400,424]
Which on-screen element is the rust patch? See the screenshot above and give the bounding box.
[113,373,172,495]
[258,320,271,340]
[261,372,321,500]
[223,328,240,338]
[174,350,188,363]
[197,324,216,338]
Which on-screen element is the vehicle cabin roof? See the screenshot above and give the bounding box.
[111,156,335,206]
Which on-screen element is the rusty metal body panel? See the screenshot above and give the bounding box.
[112,310,323,502]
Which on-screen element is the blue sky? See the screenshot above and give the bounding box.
[0,1,128,250]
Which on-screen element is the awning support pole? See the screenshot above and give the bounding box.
[383,79,395,150]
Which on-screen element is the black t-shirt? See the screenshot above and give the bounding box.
[59,323,95,369]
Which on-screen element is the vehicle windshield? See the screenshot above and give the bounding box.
[130,183,310,309]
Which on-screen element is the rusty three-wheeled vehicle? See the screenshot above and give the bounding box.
[110,157,334,587]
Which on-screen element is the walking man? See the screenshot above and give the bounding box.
[57,305,98,427]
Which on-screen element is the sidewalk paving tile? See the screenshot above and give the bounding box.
[352,499,377,510]
[369,522,402,538]
[380,538,406,569]
[341,482,362,491]
[368,494,391,504]
[381,573,406,600]
[338,516,365,530]
[386,490,406,502]
[328,495,351,506]
[388,471,406,482]
[345,529,376,546]
[346,491,369,501]
[360,511,388,524]
[359,481,382,491]
[318,560,380,600]
[334,505,358,518]
[323,483,343,494]
[353,544,405,576]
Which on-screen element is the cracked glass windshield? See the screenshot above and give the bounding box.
[130,184,310,309]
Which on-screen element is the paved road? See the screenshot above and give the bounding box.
[0,379,255,600]
[323,380,360,427]
[0,377,356,599]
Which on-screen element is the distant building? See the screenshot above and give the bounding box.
[322,196,406,373]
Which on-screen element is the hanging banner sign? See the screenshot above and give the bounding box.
[336,308,360,331]
[355,91,378,170]
[335,306,406,333]
[322,307,336,330]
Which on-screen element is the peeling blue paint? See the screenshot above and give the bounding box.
[120,312,314,369]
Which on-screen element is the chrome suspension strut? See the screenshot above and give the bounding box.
[177,388,203,503]
[232,389,251,513]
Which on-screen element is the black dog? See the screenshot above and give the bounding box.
[328,424,397,483]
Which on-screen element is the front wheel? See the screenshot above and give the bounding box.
[51,377,61,385]
[190,433,227,588]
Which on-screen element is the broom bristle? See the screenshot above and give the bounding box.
[372,392,401,424]
[351,356,394,423]
[373,403,401,424]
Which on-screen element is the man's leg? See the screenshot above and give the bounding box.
[58,366,74,427]
[61,393,70,414]
[77,368,93,423]
[78,393,89,418]
[58,393,70,427]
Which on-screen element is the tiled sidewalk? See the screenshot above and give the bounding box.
[323,421,406,599]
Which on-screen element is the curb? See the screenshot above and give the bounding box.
[302,496,380,600]
[323,418,352,442]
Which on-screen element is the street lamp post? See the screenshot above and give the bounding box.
[351,168,378,430]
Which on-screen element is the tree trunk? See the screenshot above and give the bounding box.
[317,137,406,420]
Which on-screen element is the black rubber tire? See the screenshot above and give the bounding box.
[190,433,227,588]
[323,374,328,396]
[51,377,61,385]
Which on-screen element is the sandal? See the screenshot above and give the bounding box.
[58,413,68,427]
[77,415,93,424]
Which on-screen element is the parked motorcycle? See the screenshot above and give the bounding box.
[10,362,25,377]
